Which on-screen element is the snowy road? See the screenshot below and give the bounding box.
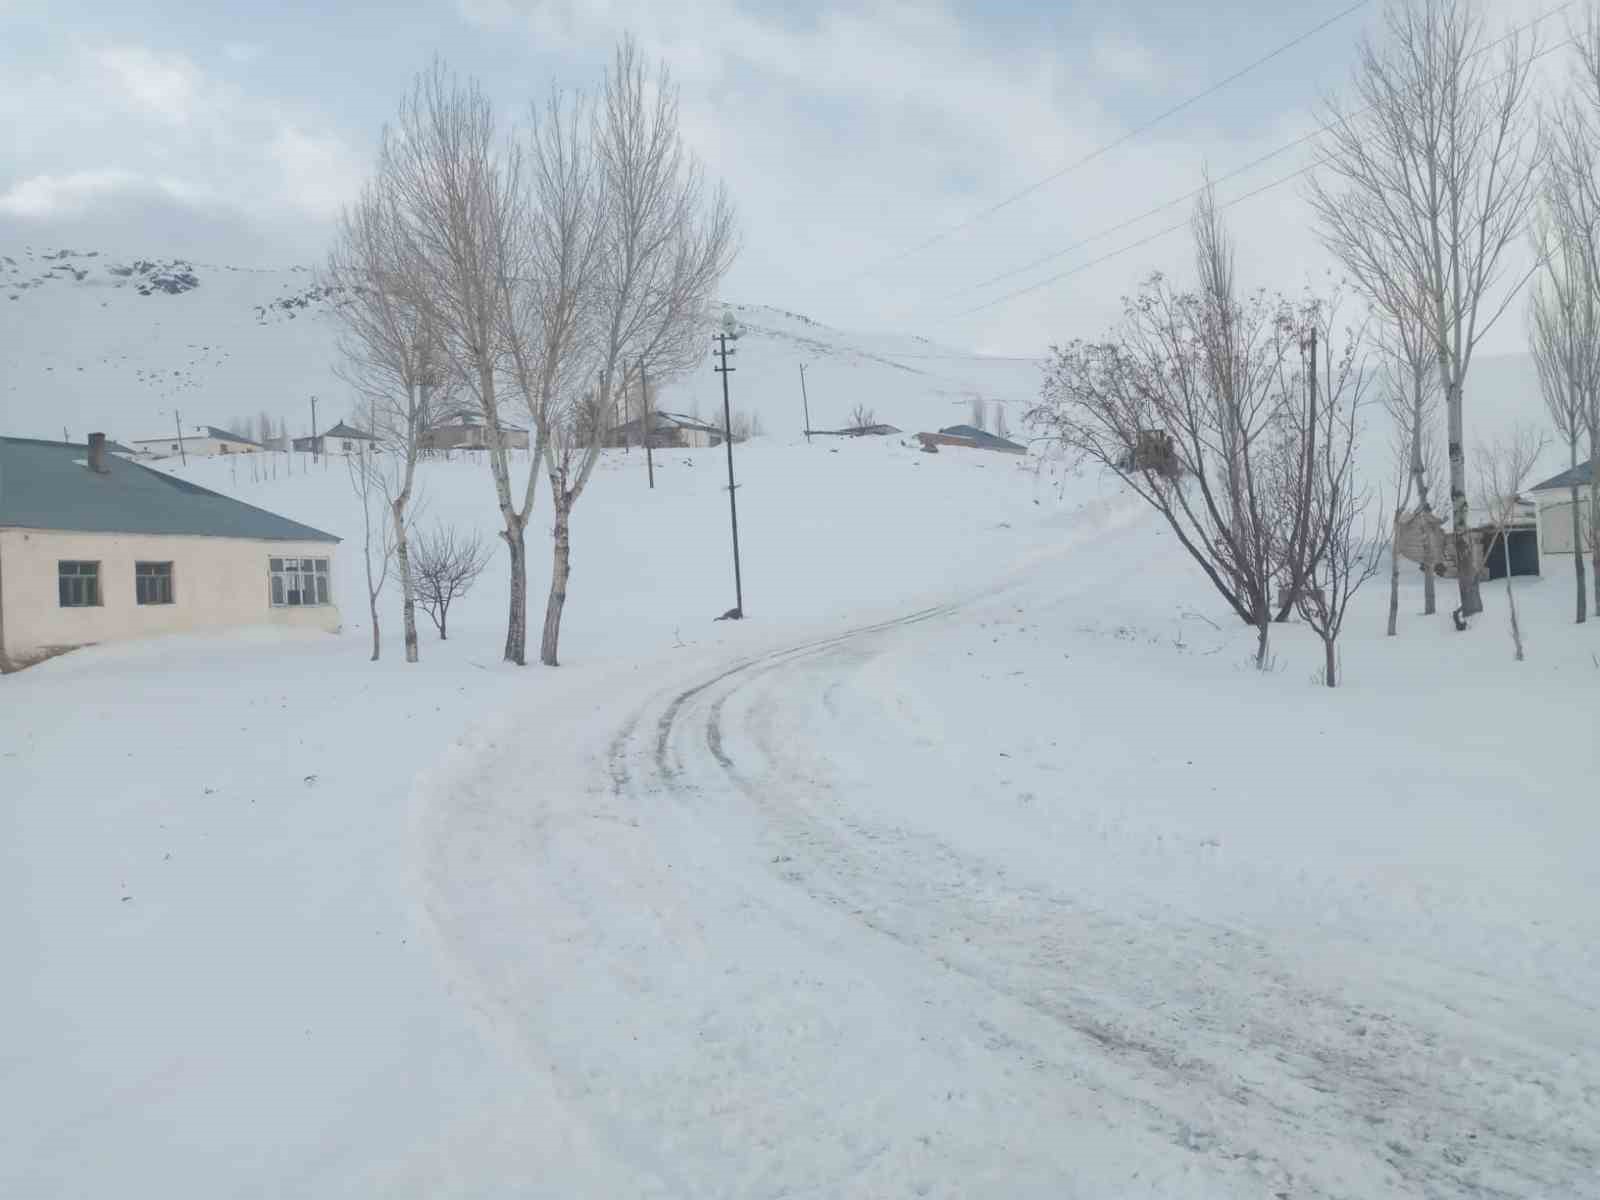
[421,520,1600,1198]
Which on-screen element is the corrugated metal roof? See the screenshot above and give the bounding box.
[937,424,1026,451]
[1529,461,1594,493]
[0,437,339,543]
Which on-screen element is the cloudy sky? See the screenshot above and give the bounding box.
[0,0,1561,355]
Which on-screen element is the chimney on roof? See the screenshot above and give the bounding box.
[88,432,109,474]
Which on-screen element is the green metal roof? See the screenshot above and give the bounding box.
[0,437,339,543]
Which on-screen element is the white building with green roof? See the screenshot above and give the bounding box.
[0,434,340,670]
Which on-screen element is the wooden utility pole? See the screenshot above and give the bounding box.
[798,363,813,444]
[712,330,744,619]
[640,357,654,490]
[174,410,187,466]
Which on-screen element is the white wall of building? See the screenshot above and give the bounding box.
[130,436,260,459]
[1537,486,1593,556]
[0,529,339,669]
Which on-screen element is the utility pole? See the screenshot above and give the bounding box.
[798,363,812,444]
[712,325,744,619]
[640,356,654,490]
[174,410,187,466]
[309,395,319,464]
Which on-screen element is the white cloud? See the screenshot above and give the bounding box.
[89,45,202,124]
[1090,30,1159,86]
[0,43,367,261]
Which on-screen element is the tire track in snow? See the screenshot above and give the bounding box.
[629,590,1598,1199]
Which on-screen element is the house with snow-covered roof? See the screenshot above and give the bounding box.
[0,433,340,670]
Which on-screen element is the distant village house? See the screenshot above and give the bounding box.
[292,421,378,456]
[606,411,726,449]
[0,434,340,671]
[130,426,263,459]
[419,414,530,452]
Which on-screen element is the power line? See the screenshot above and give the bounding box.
[941,0,1575,305]
[837,0,1370,286]
[946,13,1575,322]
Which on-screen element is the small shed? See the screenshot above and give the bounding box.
[1528,461,1594,558]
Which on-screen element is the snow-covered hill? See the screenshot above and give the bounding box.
[1,246,1042,445]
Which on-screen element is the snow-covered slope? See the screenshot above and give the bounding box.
[1,246,1041,445]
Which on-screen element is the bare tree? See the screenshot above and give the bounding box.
[347,444,397,662]
[1309,0,1542,621]
[327,175,444,664]
[1031,189,1309,669]
[412,521,491,639]
[382,61,540,664]
[534,37,737,667]
[1548,11,1600,616]
[1528,217,1599,624]
[1475,426,1548,659]
[1379,310,1444,631]
[993,402,1010,439]
[969,395,987,430]
[848,402,877,432]
[1296,374,1386,685]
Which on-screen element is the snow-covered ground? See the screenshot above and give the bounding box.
[4,435,1598,1197]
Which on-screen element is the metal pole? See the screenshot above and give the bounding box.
[641,356,655,490]
[174,410,187,466]
[714,333,744,618]
[310,395,319,463]
[798,363,812,444]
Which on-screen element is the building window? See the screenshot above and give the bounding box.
[269,557,331,607]
[342,440,352,452]
[136,561,174,605]
[58,561,100,607]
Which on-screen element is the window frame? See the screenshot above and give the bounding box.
[57,560,101,608]
[135,561,175,606]
[268,556,332,608]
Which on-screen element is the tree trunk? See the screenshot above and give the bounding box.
[1387,512,1401,636]
[1506,575,1525,662]
[439,604,449,641]
[1410,372,1436,617]
[540,502,572,667]
[1323,636,1337,688]
[1446,380,1482,616]
[1254,598,1271,670]
[391,502,419,662]
[369,594,380,663]
[503,523,527,666]
[1573,475,1587,625]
